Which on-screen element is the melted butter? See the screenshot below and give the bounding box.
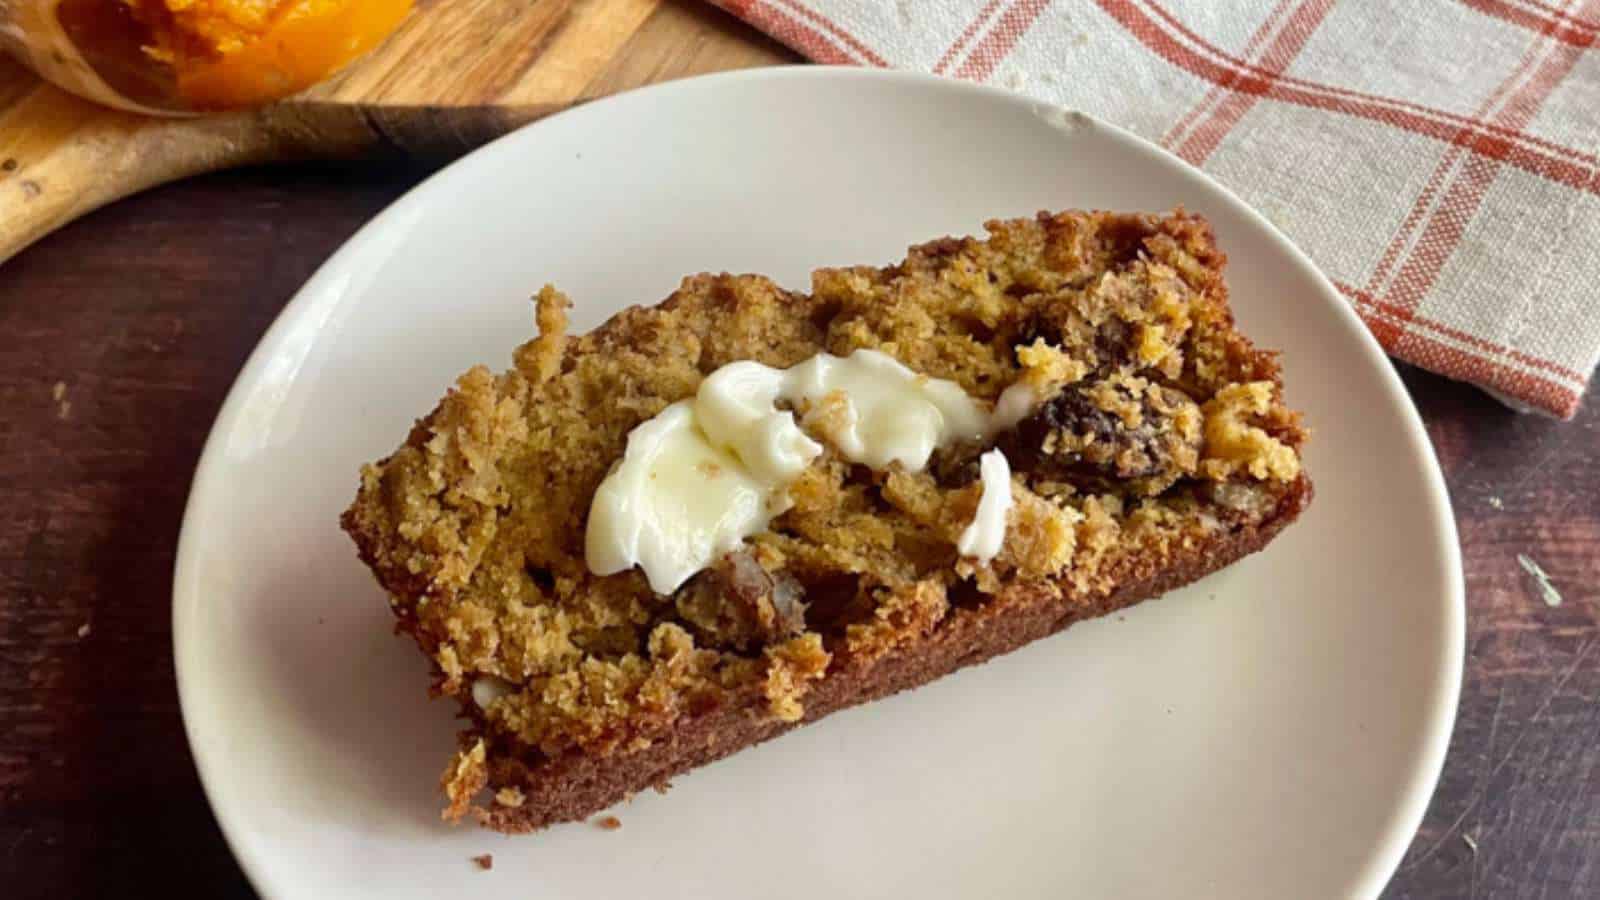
[957,449,1012,563]
[585,401,786,594]
[694,361,821,483]
[586,350,1023,594]
[783,350,989,470]
[991,381,1037,432]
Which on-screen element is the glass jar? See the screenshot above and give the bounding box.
[0,0,411,114]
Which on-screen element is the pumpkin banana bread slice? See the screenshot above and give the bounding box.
[342,209,1311,832]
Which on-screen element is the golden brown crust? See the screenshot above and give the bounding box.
[341,208,1312,831]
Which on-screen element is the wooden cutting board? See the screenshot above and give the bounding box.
[0,0,794,264]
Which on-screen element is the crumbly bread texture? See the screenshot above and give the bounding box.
[342,209,1311,832]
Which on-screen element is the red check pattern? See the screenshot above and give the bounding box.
[714,0,1600,418]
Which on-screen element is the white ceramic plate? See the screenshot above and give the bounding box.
[174,67,1462,900]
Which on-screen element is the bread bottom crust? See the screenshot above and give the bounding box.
[470,473,1312,832]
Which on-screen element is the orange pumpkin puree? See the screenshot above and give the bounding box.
[57,0,410,109]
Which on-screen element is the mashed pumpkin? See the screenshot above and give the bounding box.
[49,0,409,109]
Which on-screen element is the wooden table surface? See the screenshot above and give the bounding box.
[2,11,1597,900]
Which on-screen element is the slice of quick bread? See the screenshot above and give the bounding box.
[342,210,1311,832]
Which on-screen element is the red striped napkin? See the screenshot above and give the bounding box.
[714,0,1600,418]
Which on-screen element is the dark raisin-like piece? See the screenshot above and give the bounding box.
[674,551,807,651]
[1002,375,1202,496]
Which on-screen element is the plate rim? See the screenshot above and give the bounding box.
[172,64,1464,900]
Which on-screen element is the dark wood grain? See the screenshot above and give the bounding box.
[0,162,1595,899]
[1386,370,1600,900]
